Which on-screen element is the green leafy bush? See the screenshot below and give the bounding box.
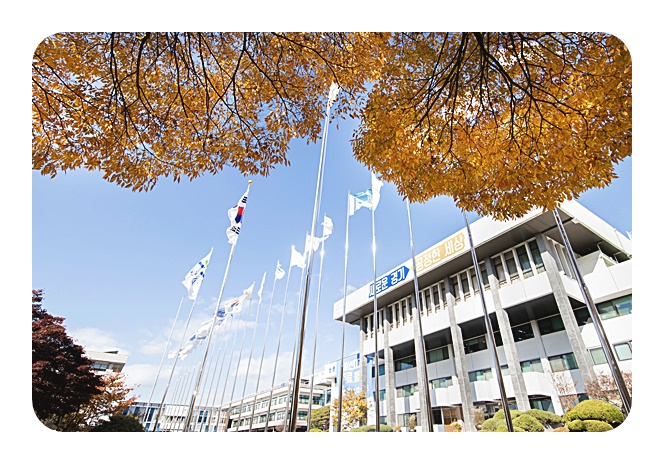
[480,417,501,431]
[513,414,545,432]
[523,409,564,426]
[493,409,522,421]
[496,424,525,432]
[568,419,613,432]
[349,424,393,432]
[309,428,323,432]
[564,399,624,426]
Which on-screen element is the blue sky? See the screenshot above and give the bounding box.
[31,106,633,408]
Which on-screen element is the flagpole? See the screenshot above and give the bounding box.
[196,325,227,431]
[152,297,200,432]
[248,264,280,431]
[406,198,433,432]
[234,274,265,432]
[370,173,381,432]
[552,206,631,413]
[183,180,252,432]
[284,256,307,432]
[265,262,294,431]
[211,312,237,432]
[144,295,184,430]
[288,83,337,432]
[336,192,351,432]
[218,312,243,431]
[463,211,514,432]
[306,239,326,430]
[225,288,255,432]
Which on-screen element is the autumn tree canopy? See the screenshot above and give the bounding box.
[32,32,631,219]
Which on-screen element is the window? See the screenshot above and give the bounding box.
[480,263,489,289]
[537,314,565,335]
[574,306,592,326]
[505,251,519,281]
[469,369,493,382]
[426,346,449,363]
[516,245,534,278]
[512,322,535,342]
[549,353,578,372]
[430,377,452,389]
[464,335,488,354]
[396,384,418,398]
[520,358,544,373]
[395,356,416,372]
[297,411,308,420]
[493,256,506,285]
[597,295,632,320]
[379,390,386,401]
[371,363,386,377]
[614,342,632,361]
[529,397,554,413]
[460,273,470,297]
[493,330,503,347]
[500,364,510,376]
[432,286,440,310]
[590,347,608,365]
[528,240,545,273]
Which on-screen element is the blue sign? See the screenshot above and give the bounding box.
[368,265,410,297]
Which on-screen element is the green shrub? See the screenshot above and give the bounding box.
[480,417,501,432]
[309,428,323,432]
[493,409,522,421]
[349,424,393,432]
[564,399,624,426]
[496,424,525,432]
[523,409,564,426]
[568,419,613,432]
[513,414,545,432]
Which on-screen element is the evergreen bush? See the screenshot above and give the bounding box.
[513,414,545,432]
[523,409,564,426]
[496,424,525,432]
[563,399,624,426]
[568,419,613,432]
[309,428,323,432]
[493,409,522,421]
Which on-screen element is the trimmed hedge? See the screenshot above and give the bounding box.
[493,409,522,421]
[496,424,526,432]
[309,428,324,432]
[563,399,624,426]
[349,424,393,432]
[523,409,564,426]
[513,414,545,432]
[568,419,613,432]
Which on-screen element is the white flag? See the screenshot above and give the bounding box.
[275,261,285,280]
[327,82,340,109]
[348,190,372,216]
[257,272,266,299]
[371,172,383,211]
[290,246,306,269]
[322,215,334,239]
[182,249,213,300]
[223,282,255,315]
[226,184,251,245]
[305,233,323,255]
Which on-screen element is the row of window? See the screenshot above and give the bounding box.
[228,393,322,416]
[366,238,551,335]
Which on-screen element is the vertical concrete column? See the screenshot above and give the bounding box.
[410,293,432,432]
[535,233,597,387]
[445,277,475,432]
[382,307,397,428]
[484,258,530,411]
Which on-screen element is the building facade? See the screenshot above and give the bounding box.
[84,349,128,374]
[333,200,632,432]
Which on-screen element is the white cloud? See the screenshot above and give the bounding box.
[70,327,129,355]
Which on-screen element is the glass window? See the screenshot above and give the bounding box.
[493,330,503,347]
[614,296,632,316]
[529,240,545,273]
[461,273,470,295]
[371,363,386,377]
[505,251,519,281]
[396,384,418,398]
[430,377,452,389]
[512,322,535,342]
[470,270,478,293]
[529,397,554,413]
[574,306,592,326]
[501,364,510,376]
[395,356,416,372]
[516,245,534,278]
[537,314,565,335]
[379,390,386,401]
[520,358,544,373]
[452,278,459,300]
[480,263,489,289]
[426,346,449,363]
[614,342,632,361]
[432,286,440,309]
[590,347,608,365]
[493,256,506,284]
[464,335,488,354]
[469,369,493,382]
[549,353,578,372]
[597,295,632,320]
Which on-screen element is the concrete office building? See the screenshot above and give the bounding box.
[333,200,632,432]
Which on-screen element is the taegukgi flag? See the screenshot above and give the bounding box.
[182,249,213,300]
[226,182,251,245]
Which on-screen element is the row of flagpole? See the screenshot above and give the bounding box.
[144,79,631,433]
